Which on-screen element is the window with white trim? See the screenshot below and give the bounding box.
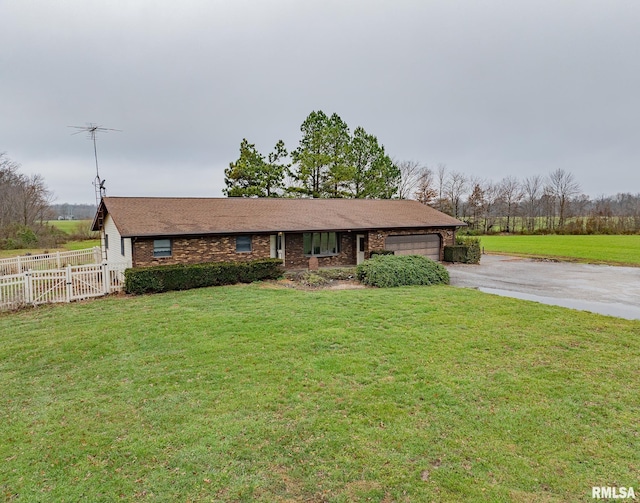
[303,232,340,256]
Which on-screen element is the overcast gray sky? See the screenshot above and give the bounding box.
[2,0,639,204]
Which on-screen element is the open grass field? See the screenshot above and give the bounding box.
[1,284,638,502]
[47,219,92,234]
[478,234,640,266]
[0,240,100,259]
[0,220,98,259]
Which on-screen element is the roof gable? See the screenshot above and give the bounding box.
[93,197,466,237]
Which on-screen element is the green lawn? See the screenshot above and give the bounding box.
[1,284,638,502]
[478,234,640,266]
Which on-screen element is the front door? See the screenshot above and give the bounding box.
[356,234,365,265]
[277,233,285,263]
[271,233,285,265]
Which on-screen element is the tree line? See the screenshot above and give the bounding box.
[401,163,640,234]
[0,152,58,249]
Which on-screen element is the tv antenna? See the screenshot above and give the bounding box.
[69,123,121,205]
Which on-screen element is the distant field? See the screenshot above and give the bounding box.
[47,219,92,234]
[479,234,640,266]
[1,284,638,501]
[0,240,100,259]
[0,220,99,259]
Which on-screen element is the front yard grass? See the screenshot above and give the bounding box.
[1,284,638,501]
[479,234,640,266]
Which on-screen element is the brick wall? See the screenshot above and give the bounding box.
[131,228,457,269]
[132,234,271,268]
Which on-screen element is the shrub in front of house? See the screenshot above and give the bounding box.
[356,254,450,288]
[369,249,395,257]
[124,258,283,294]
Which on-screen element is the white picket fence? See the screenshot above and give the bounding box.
[0,262,128,311]
[0,247,102,276]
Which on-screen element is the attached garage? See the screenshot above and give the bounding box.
[385,234,441,261]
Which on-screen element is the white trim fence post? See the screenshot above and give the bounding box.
[25,269,32,304]
[66,265,73,302]
[102,263,109,294]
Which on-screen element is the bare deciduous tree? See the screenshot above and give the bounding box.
[498,176,523,233]
[481,181,501,233]
[0,153,53,247]
[546,169,581,230]
[20,173,52,225]
[445,170,467,219]
[414,166,437,206]
[434,163,448,213]
[395,160,425,199]
[522,175,543,232]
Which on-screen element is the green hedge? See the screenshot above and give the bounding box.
[124,258,283,294]
[444,236,481,264]
[356,254,449,288]
[370,249,395,257]
[443,245,467,262]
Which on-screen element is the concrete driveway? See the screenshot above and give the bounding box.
[444,254,640,320]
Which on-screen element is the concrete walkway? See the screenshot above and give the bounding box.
[444,254,640,320]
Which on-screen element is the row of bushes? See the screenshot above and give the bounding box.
[124,258,283,294]
[124,248,465,294]
[1,223,67,250]
[356,254,449,288]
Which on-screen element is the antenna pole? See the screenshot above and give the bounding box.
[69,123,121,206]
[93,131,99,179]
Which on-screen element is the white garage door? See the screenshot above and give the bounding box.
[385,234,441,260]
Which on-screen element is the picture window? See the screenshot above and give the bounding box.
[303,232,340,256]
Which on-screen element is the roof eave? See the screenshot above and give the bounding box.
[90,200,107,232]
[121,222,466,238]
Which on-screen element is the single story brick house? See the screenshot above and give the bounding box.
[91,197,466,269]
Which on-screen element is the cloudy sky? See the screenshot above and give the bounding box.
[2,0,639,204]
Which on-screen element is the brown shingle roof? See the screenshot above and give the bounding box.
[94,197,466,237]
